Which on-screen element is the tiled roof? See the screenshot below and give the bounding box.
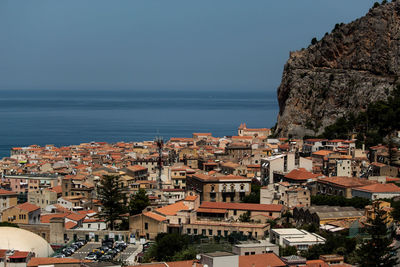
[354,183,400,193]
[48,185,62,194]
[200,202,284,212]
[318,176,376,188]
[65,221,77,229]
[40,213,69,224]
[312,150,334,156]
[132,260,202,267]
[184,195,198,201]
[143,212,167,222]
[27,258,91,267]
[0,189,17,195]
[127,165,148,172]
[66,213,86,222]
[16,202,40,212]
[285,168,320,181]
[239,253,286,267]
[156,201,190,216]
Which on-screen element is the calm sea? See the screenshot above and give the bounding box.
[0,90,278,159]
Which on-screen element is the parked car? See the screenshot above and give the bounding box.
[53,253,65,258]
[85,254,97,260]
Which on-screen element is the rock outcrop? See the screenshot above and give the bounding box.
[275,1,400,138]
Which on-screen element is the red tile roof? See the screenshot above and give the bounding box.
[354,183,400,193]
[143,211,167,222]
[239,253,286,267]
[184,195,198,201]
[0,189,17,195]
[318,176,376,188]
[27,258,91,267]
[156,201,190,216]
[40,213,69,224]
[285,168,320,181]
[16,202,40,212]
[65,221,77,229]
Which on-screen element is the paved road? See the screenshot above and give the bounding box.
[116,244,140,262]
[72,242,101,260]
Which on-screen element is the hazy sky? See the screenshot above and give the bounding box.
[1,0,377,92]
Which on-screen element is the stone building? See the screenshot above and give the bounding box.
[186,173,251,203]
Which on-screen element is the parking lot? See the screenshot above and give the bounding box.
[72,242,101,260]
[115,244,140,262]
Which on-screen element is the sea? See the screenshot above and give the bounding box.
[0,90,279,159]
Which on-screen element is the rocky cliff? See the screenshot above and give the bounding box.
[275,1,400,138]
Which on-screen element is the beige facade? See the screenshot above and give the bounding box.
[28,188,57,211]
[129,212,168,240]
[183,220,269,240]
[2,203,40,224]
[260,183,310,208]
[0,190,17,219]
[186,173,251,203]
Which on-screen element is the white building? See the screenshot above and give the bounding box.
[261,153,312,184]
[80,218,107,231]
[269,228,325,251]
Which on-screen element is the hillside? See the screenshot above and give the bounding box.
[275,1,400,138]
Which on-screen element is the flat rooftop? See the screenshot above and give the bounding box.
[203,251,235,257]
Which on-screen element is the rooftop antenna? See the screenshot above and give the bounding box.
[155,130,163,189]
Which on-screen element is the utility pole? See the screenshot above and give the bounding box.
[155,136,163,189]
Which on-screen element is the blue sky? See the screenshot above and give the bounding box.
[0,0,377,92]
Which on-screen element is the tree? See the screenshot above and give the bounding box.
[242,184,261,203]
[239,211,251,222]
[143,233,190,262]
[356,209,398,266]
[97,175,127,230]
[311,37,318,45]
[129,188,150,216]
[280,245,297,256]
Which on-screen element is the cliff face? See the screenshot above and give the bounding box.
[276,2,400,138]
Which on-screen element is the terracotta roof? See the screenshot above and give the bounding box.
[156,201,190,216]
[48,185,62,194]
[127,165,148,172]
[200,202,284,212]
[285,168,320,181]
[197,208,227,214]
[16,202,40,212]
[65,221,77,229]
[312,150,334,156]
[66,213,86,222]
[8,251,30,259]
[143,212,167,222]
[0,189,17,195]
[40,213,69,224]
[318,177,376,188]
[27,258,91,267]
[239,253,286,267]
[354,183,400,193]
[133,260,202,267]
[184,195,198,201]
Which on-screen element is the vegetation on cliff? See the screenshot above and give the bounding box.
[321,86,400,147]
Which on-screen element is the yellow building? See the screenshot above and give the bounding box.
[364,200,393,225]
[2,202,41,224]
[0,189,18,218]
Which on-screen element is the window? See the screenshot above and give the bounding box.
[245,252,249,255]
[251,252,255,255]
[217,230,221,236]
[187,228,191,234]
[208,229,213,236]
[202,229,206,236]
[145,223,148,230]
[194,229,198,235]
[234,210,237,216]
[224,230,228,236]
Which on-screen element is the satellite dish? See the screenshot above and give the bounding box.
[196,254,201,260]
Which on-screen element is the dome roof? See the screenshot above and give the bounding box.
[0,227,54,257]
